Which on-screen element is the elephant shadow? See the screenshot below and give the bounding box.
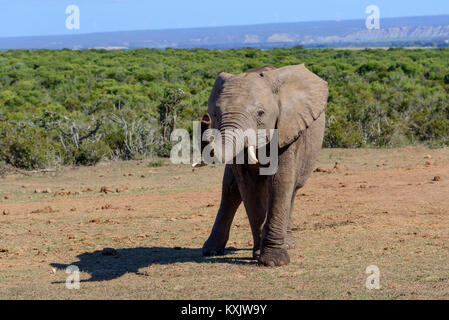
[50,246,254,283]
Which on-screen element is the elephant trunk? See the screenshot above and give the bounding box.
[217,113,258,164]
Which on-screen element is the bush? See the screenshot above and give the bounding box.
[324,119,364,148]
[73,140,111,166]
[0,125,55,169]
[444,73,449,85]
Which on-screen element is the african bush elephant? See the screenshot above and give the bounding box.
[198,64,328,266]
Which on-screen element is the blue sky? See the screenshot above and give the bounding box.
[1,0,449,37]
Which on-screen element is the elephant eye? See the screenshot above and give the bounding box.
[257,110,265,117]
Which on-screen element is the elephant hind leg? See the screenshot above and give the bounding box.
[202,165,242,256]
[285,189,298,250]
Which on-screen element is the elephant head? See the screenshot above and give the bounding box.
[199,64,328,166]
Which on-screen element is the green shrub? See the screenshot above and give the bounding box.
[0,125,55,169]
[147,159,165,167]
[73,140,111,166]
[324,119,364,148]
[444,73,449,85]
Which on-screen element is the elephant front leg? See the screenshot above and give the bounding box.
[231,165,270,260]
[240,187,268,260]
[258,171,296,267]
[202,166,242,256]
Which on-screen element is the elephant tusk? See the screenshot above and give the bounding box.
[248,145,259,164]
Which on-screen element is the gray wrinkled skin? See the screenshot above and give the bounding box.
[201,64,328,266]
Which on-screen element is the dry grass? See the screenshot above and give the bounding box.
[0,147,448,299]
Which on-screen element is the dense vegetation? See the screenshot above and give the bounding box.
[0,47,449,169]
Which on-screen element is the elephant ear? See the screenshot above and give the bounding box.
[265,64,328,148]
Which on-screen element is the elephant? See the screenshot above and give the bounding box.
[197,64,328,267]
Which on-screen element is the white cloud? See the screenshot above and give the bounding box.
[267,33,294,42]
[244,34,260,43]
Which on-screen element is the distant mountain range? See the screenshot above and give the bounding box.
[1,15,449,50]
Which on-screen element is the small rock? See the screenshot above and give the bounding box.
[3,209,9,215]
[54,190,67,197]
[424,154,432,159]
[34,189,41,193]
[116,186,129,193]
[433,176,441,182]
[42,188,51,194]
[100,186,115,194]
[31,206,57,214]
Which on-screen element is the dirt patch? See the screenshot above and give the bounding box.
[0,147,449,299]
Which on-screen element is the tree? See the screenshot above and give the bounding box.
[158,88,187,143]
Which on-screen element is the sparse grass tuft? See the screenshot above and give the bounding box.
[147,159,165,167]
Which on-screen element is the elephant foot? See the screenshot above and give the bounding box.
[202,240,226,256]
[285,235,296,250]
[258,247,290,267]
[202,247,225,256]
[252,248,260,260]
